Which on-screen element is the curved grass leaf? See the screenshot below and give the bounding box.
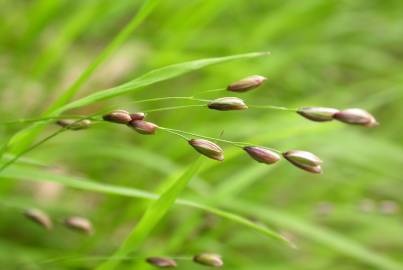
[227,200,403,270]
[57,51,270,113]
[1,51,269,168]
[1,165,286,244]
[1,0,161,157]
[95,158,203,270]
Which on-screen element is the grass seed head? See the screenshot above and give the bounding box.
[64,216,93,235]
[193,253,223,267]
[333,108,378,127]
[188,139,224,161]
[227,75,267,92]
[379,200,399,215]
[243,146,281,164]
[283,150,322,174]
[146,257,177,268]
[130,112,146,121]
[56,119,91,130]
[24,208,53,230]
[103,110,132,124]
[297,107,339,122]
[128,120,158,135]
[208,97,248,111]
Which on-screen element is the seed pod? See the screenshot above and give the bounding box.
[379,200,399,215]
[24,208,53,230]
[130,112,146,121]
[56,119,91,130]
[297,107,339,122]
[227,75,267,92]
[283,150,322,174]
[333,108,378,127]
[146,257,177,268]
[103,110,131,124]
[128,120,158,135]
[358,198,376,213]
[243,146,281,165]
[64,216,93,234]
[315,202,334,217]
[188,139,224,161]
[193,253,223,267]
[208,97,248,111]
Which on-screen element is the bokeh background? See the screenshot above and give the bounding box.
[0,0,402,269]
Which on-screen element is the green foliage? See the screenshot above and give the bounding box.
[0,0,402,269]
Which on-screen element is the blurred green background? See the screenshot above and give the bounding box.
[0,0,402,269]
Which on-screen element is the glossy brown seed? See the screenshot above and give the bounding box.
[146,257,177,268]
[24,208,53,230]
[64,216,93,234]
[379,200,399,215]
[103,110,132,124]
[227,75,267,92]
[283,150,323,174]
[297,107,339,122]
[333,108,378,127]
[208,97,248,111]
[193,253,223,267]
[130,112,146,121]
[243,146,281,165]
[188,139,224,161]
[128,120,158,135]
[56,119,91,130]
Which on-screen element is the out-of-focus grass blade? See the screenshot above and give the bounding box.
[227,200,403,270]
[95,158,203,270]
[2,165,287,245]
[57,51,270,112]
[1,0,161,157]
[1,51,269,168]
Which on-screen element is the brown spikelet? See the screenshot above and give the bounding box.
[64,216,93,235]
[103,110,132,124]
[128,120,158,135]
[193,253,223,267]
[188,139,224,161]
[227,75,267,92]
[24,208,53,230]
[146,257,177,268]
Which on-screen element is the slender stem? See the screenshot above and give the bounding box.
[0,115,99,125]
[194,87,226,96]
[0,128,67,173]
[249,104,298,112]
[0,115,96,173]
[37,255,193,265]
[144,104,206,113]
[160,127,246,148]
[127,96,210,104]
[159,127,189,141]
[159,127,282,153]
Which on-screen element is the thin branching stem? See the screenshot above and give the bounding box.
[0,115,98,125]
[249,104,298,112]
[0,128,67,173]
[159,127,190,140]
[129,96,210,104]
[194,87,226,96]
[159,127,282,153]
[144,104,206,113]
[0,115,96,173]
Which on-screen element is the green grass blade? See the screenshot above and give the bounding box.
[2,164,287,245]
[1,51,269,165]
[48,0,161,110]
[1,0,161,157]
[95,158,203,270]
[57,51,270,112]
[227,200,403,270]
